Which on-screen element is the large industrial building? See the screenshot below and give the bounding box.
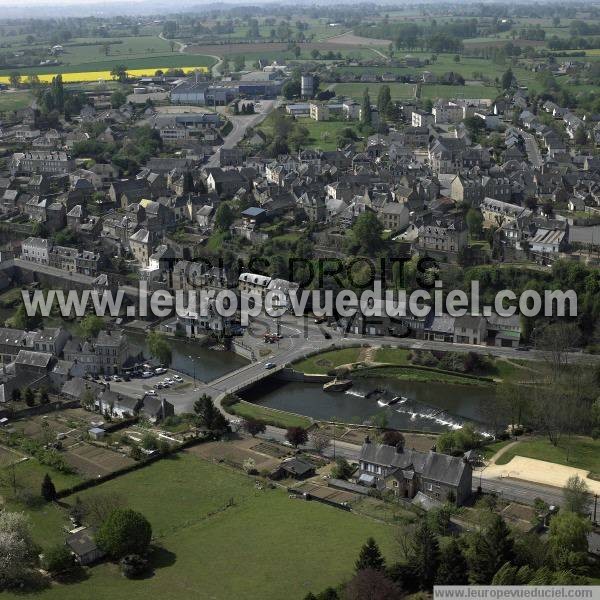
[170,73,285,106]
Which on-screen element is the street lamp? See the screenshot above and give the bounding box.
[187,355,198,389]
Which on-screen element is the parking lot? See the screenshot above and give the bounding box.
[108,369,197,404]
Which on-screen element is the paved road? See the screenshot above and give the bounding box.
[518,127,543,168]
[206,99,278,168]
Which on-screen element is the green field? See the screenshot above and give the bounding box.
[293,347,362,374]
[420,83,497,100]
[495,436,600,476]
[294,117,362,151]
[4,453,399,600]
[2,54,216,77]
[0,90,33,111]
[333,82,416,101]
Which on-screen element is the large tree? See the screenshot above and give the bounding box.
[563,475,591,516]
[147,331,172,366]
[467,514,514,584]
[96,508,152,559]
[548,510,591,571]
[408,522,440,590]
[194,394,228,435]
[361,87,372,126]
[342,568,402,600]
[79,315,104,339]
[41,473,57,502]
[285,426,308,448]
[0,512,37,586]
[466,208,483,237]
[352,211,383,255]
[436,539,469,585]
[310,430,331,455]
[377,85,391,117]
[214,203,234,230]
[242,418,266,437]
[355,537,385,572]
[501,67,514,90]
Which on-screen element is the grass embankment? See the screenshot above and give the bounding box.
[352,365,494,386]
[3,453,399,600]
[227,399,313,429]
[293,347,362,375]
[495,436,600,477]
[294,347,534,385]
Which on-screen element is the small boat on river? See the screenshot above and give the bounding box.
[377,395,406,407]
[323,378,353,392]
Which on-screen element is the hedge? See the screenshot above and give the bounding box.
[56,436,209,499]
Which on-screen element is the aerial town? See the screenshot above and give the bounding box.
[0,1,599,598]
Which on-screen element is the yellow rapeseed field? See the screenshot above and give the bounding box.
[0,66,208,85]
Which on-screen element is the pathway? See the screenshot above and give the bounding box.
[487,439,520,465]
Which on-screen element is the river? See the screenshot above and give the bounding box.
[126,331,248,382]
[0,308,249,383]
[241,377,497,434]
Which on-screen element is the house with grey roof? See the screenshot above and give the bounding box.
[358,438,472,505]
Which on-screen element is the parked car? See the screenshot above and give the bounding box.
[173,375,183,383]
[147,389,157,396]
[164,377,174,384]
[156,383,164,389]
[112,375,122,382]
[141,371,153,378]
[155,367,167,375]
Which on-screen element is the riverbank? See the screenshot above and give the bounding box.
[292,346,538,385]
[224,397,313,429]
[351,365,495,386]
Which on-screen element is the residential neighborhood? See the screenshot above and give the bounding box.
[0,1,599,599]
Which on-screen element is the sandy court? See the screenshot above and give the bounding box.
[483,455,600,494]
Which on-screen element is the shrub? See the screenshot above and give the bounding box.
[120,554,149,578]
[42,544,73,575]
[96,508,152,559]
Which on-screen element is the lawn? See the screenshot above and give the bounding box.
[480,439,513,460]
[4,453,400,600]
[494,436,600,477]
[373,349,537,384]
[333,82,416,101]
[228,400,313,429]
[0,456,83,546]
[374,347,411,365]
[0,90,33,111]
[293,347,362,374]
[420,84,497,100]
[294,117,362,151]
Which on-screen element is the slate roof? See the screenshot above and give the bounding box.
[66,527,103,558]
[359,441,468,487]
[15,350,53,369]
